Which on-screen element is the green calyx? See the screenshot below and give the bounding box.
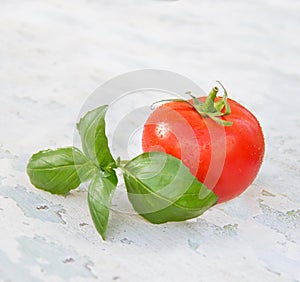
[187,81,232,126]
[152,81,232,127]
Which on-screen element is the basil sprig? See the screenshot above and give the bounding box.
[77,105,115,169]
[88,171,118,239]
[27,147,97,194]
[27,105,218,240]
[27,105,118,239]
[122,152,217,224]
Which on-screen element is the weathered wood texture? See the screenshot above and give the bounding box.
[0,0,299,281]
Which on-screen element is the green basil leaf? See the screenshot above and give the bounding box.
[77,105,115,169]
[88,170,118,240]
[27,147,97,194]
[123,152,218,224]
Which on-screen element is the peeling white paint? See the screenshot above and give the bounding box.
[0,183,66,224]
[0,236,97,282]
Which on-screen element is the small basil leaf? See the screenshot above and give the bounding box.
[123,152,218,224]
[88,170,118,240]
[27,147,97,195]
[77,105,115,169]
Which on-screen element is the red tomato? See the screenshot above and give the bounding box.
[142,93,264,203]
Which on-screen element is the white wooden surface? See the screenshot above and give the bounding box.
[1,0,300,281]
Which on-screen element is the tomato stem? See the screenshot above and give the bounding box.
[187,83,232,126]
[203,86,219,113]
[151,81,233,127]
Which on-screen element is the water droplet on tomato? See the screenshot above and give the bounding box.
[155,122,170,140]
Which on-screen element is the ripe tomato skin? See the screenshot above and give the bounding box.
[142,97,265,203]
